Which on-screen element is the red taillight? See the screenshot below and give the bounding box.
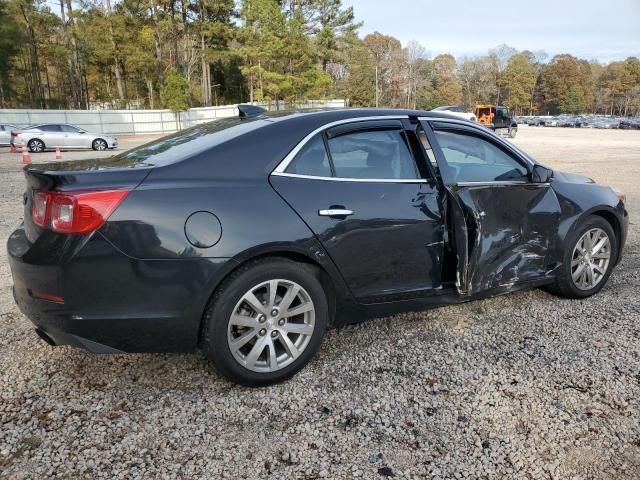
[31,189,130,234]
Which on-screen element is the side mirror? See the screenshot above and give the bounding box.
[531,165,553,183]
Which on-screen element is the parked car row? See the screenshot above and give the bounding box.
[514,115,640,129]
[0,123,118,152]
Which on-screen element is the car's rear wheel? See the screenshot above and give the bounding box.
[92,139,108,151]
[201,258,328,386]
[548,216,617,299]
[28,139,45,153]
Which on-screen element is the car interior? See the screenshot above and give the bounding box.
[287,129,420,179]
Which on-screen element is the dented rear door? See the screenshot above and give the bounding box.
[420,120,562,295]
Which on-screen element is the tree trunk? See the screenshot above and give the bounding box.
[0,78,5,108]
[20,6,45,108]
[249,72,254,103]
[199,0,210,106]
[375,63,379,107]
[151,2,164,84]
[105,0,125,104]
[44,58,52,103]
[64,0,87,108]
[147,78,154,108]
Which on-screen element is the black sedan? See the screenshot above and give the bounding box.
[8,106,629,386]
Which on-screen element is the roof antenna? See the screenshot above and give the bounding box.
[238,104,267,119]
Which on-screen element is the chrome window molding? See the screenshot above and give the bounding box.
[456,180,550,187]
[272,115,409,174]
[271,171,429,183]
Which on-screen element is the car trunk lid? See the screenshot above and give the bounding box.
[23,160,152,243]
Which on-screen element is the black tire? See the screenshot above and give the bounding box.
[92,138,107,151]
[547,216,617,299]
[201,258,329,386]
[28,138,45,153]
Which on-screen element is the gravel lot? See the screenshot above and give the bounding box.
[1,126,639,479]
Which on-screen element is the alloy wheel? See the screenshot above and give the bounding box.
[94,139,107,151]
[227,279,315,373]
[29,140,44,153]
[571,227,611,290]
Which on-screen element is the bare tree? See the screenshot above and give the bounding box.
[404,40,428,109]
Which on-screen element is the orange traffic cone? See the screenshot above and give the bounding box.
[55,146,62,161]
[21,144,31,164]
[10,143,17,153]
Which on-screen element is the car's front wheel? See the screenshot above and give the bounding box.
[202,258,328,386]
[548,216,617,299]
[508,127,517,138]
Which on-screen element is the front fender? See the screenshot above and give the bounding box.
[553,180,626,262]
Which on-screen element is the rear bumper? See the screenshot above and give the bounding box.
[8,225,232,353]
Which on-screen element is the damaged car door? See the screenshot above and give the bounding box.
[271,119,445,303]
[420,120,562,295]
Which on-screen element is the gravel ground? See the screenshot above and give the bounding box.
[1,126,639,479]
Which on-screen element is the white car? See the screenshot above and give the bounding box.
[430,106,476,122]
[11,124,118,153]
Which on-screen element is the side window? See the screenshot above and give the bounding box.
[41,125,61,132]
[285,134,332,177]
[327,129,419,179]
[433,130,528,183]
[60,125,80,133]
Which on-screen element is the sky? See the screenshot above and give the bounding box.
[341,0,640,62]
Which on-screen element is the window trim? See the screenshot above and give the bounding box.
[272,115,427,183]
[271,172,429,184]
[272,115,409,175]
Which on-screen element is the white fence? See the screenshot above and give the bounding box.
[0,99,347,135]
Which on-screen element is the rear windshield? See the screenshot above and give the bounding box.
[111,117,268,167]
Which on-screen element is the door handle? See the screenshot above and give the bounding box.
[318,208,354,217]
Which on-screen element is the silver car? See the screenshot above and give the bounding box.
[12,124,118,153]
[430,105,476,122]
[0,123,20,146]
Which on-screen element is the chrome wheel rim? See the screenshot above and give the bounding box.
[30,140,43,152]
[227,279,315,373]
[571,228,611,290]
[95,140,107,151]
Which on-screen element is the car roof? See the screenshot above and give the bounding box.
[253,107,465,125]
[29,123,76,127]
[84,108,473,177]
